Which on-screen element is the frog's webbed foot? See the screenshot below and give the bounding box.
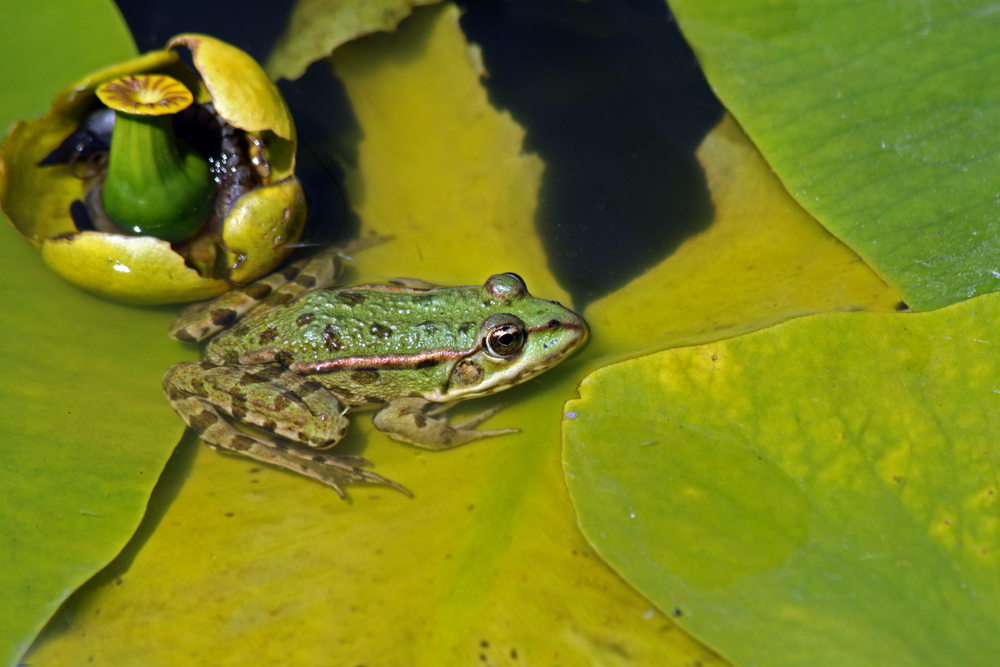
[372,398,519,450]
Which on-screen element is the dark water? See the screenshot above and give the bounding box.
[115,0,723,308]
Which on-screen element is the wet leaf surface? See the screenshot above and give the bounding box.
[566,292,1000,667]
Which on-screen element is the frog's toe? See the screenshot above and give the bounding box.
[296,450,412,497]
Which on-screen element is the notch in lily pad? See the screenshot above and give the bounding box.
[0,35,308,305]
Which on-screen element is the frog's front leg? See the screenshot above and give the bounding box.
[372,397,519,450]
[163,362,408,496]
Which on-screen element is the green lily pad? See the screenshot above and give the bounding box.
[0,2,199,665]
[668,0,1000,311]
[0,0,135,129]
[565,292,1000,666]
[265,0,442,81]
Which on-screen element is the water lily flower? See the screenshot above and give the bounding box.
[0,35,307,304]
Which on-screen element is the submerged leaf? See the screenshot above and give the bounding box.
[669,0,1000,310]
[566,291,1000,666]
[266,0,442,81]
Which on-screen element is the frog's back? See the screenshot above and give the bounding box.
[212,285,492,362]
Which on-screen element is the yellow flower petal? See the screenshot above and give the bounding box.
[219,177,307,285]
[40,232,229,304]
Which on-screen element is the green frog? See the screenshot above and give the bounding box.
[163,241,589,497]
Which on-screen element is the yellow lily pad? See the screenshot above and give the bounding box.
[25,6,722,665]
[265,0,442,81]
[565,291,1000,666]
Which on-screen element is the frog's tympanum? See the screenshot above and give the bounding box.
[163,243,588,496]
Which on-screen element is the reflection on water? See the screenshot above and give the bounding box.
[461,0,723,306]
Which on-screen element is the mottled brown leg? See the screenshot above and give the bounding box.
[169,236,388,343]
[163,362,409,496]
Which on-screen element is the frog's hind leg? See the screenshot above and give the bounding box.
[169,395,404,497]
[373,397,519,450]
[163,362,409,496]
[169,245,345,343]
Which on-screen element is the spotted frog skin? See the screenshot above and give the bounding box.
[163,241,588,496]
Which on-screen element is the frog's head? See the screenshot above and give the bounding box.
[439,273,588,400]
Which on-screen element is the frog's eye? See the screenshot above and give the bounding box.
[485,322,526,357]
[484,273,527,301]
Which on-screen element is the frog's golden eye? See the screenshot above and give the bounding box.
[485,322,526,357]
[486,324,525,357]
